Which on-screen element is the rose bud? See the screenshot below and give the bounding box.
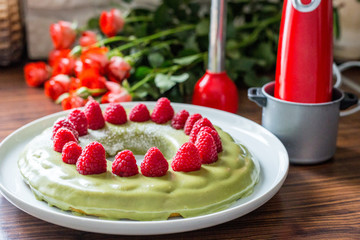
[50,21,76,50]
[24,62,50,87]
[99,9,125,37]
[106,56,131,83]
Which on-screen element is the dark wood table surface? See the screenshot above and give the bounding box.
[1,63,360,239]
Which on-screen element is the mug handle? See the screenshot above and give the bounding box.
[248,87,267,107]
[340,93,360,117]
[333,63,342,88]
[335,61,360,117]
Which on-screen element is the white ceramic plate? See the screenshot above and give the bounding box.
[0,102,288,235]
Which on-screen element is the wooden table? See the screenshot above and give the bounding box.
[1,63,360,239]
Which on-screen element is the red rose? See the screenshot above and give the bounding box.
[106,56,131,83]
[104,81,122,93]
[44,74,71,101]
[80,46,109,75]
[79,31,98,47]
[48,49,71,67]
[50,21,76,50]
[69,77,82,93]
[74,60,83,77]
[101,91,132,104]
[99,9,125,37]
[101,82,132,103]
[24,62,50,87]
[52,57,75,76]
[61,94,86,110]
[78,68,106,95]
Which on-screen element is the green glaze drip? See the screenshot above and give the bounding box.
[18,121,260,221]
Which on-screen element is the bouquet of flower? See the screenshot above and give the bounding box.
[24,1,282,110]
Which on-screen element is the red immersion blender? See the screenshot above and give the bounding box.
[249,0,360,164]
[192,0,239,113]
[275,0,333,103]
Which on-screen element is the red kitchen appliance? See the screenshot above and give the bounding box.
[248,0,360,164]
[275,0,333,103]
[192,0,239,113]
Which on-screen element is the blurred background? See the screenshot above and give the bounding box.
[1,0,360,84]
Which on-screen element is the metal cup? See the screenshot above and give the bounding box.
[248,82,358,164]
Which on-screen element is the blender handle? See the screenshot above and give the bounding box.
[291,0,321,12]
[208,0,226,73]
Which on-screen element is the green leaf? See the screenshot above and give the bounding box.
[173,54,201,66]
[134,66,152,79]
[134,23,148,38]
[155,73,176,94]
[333,7,341,39]
[133,88,148,99]
[170,73,189,83]
[109,48,124,59]
[226,20,237,39]
[189,3,201,22]
[154,4,170,28]
[164,0,181,10]
[148,52,164,68]
[177,49,199,58]
[183,72,198,96]
[243,71,258,87]
[70,45,82,58]
[244,71,271,87]
[167,87,184,102]
[195,19,209,36]
[144,83,160,99]
[55,93,69,104]
[122,80,131,92]
[184,34,200,52]
[132,82,160,100]
[237,57,256,72]
[87,17,99,30]
[253,42,275,70]
[174,8,188,22]
[154,73,190,94]
[226,40,240,59]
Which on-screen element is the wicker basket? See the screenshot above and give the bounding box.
[0,0,23,66]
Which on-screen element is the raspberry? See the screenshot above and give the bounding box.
[76,142,107,175]
[129,103,150,122]
[171,109,190,130]
[184,113,202,135]
[195,131,218,164]
[150,97,174,124]
[53,127,78,152]
[171,142,202,172]
[140,147,168,177]
[112,150,139,177]
[52,118,79,139]
[198,126,223,153]
[84,100,105,130]
[67,109,88,136]
[104,103,127,125]
[62,141,82,164]
[189,118,215,142]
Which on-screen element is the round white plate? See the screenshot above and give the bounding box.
[0,102,288,235]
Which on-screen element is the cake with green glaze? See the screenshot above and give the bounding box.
[18,101,260,221]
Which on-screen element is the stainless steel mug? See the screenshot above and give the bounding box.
[248,82,358,164]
